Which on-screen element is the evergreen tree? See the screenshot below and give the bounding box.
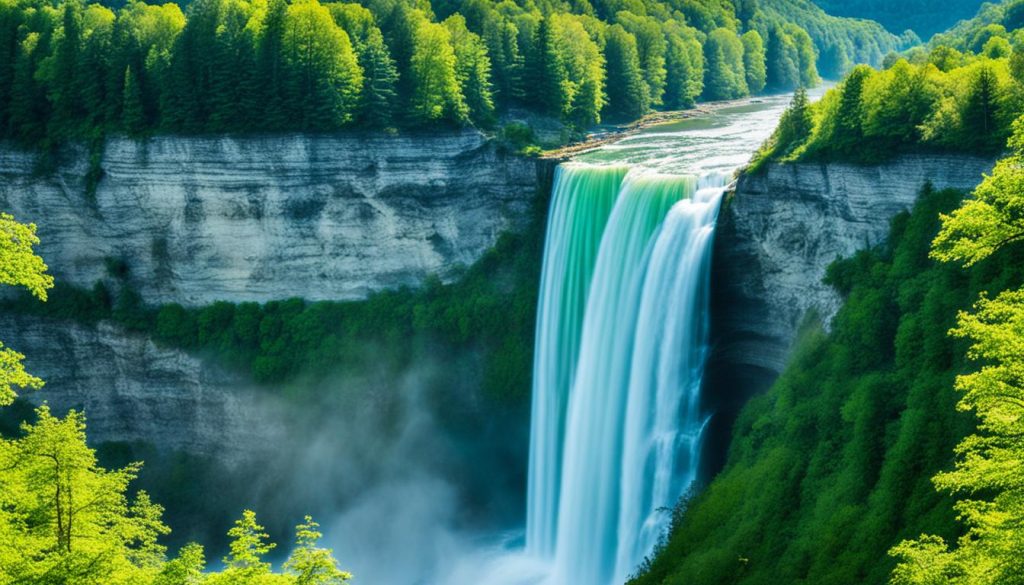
[530,17,566,118]
[282,0,363,129]
[603,24,648,121]
[408,19,466,124]
[122,65,146,134]
[49,0,84,135]
[357,28,400,127]
[765,26,799,91]
[830,64,869,154]
[960,64,1004,151]
[662,23,702,109]
[257,0,288,130]
[771,86,812,157]
[703,28,747,100]
[444,14,495,127]
[741,29,767,95]
[616,12,667,106]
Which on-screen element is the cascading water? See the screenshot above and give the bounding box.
[526,164,628,559]
[525,166,728,585]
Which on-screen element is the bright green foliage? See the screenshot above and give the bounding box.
[934,118,1024,266]
[615,11,666,106]
[283,516,352,585]
[153,543,206,585]
[862,59,937,145]
[703,28,747,100]
[215,510,276,581]
[755,86,812,163]
[282,0,362,129]
[741,30,767,95]
[632,185,1024,585]
[444,14,495,127]
[0,405,169,584]
[661,21,703,109]
[332,5,399,127]
[0,0,901,140]
[602,23,648,121]
[772,55,1022,164]
[0,212,52,406]
[408,16,466,124]
[889,121,1024,584]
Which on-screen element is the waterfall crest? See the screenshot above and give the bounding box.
[525,165,729,585]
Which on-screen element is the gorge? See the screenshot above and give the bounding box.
[0,100,999,584]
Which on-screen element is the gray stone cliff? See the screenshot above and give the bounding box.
[0,314,278,459]
[711,154,998,379]
[0,131,543,305]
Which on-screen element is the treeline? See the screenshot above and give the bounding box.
[0,0,903,143]
[759,47,1024,164]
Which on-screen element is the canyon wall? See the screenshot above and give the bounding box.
[700,155,997,468]
[0,131,545,305]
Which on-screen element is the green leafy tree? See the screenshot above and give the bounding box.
[0,212,52,406]
[154,542,206,585]
[661,22,702,109]
[959,64,1005,152]
[891,120,1024,585]
[1,405,169,583]
[408,18,466,124]
[444,14,495,127]
[284,516,353,585]
[616,12,667,106]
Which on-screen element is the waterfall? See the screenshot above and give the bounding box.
[526,164,628,558]
[526,165,729,585]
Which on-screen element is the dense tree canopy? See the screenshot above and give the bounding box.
[756,46,1024,164]
[0,0,906,141]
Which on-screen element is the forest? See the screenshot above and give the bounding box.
[0,0,903,146]
[634,1,1024,583]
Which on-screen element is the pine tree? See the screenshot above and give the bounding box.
[603,24,649,121]
[445,14,494,127]
[960,64,1004,152]
[122,65,146,134]
[358,28,399,127]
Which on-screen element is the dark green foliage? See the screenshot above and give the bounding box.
[602,24,648,121]
[632,186,1024,585]
[960,64,1006,151]
[829,64,868,153]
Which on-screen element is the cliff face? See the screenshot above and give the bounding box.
[0,315,277,460]
[0,131,544,305]
[703,154,994,411]
[699,154,996,475]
